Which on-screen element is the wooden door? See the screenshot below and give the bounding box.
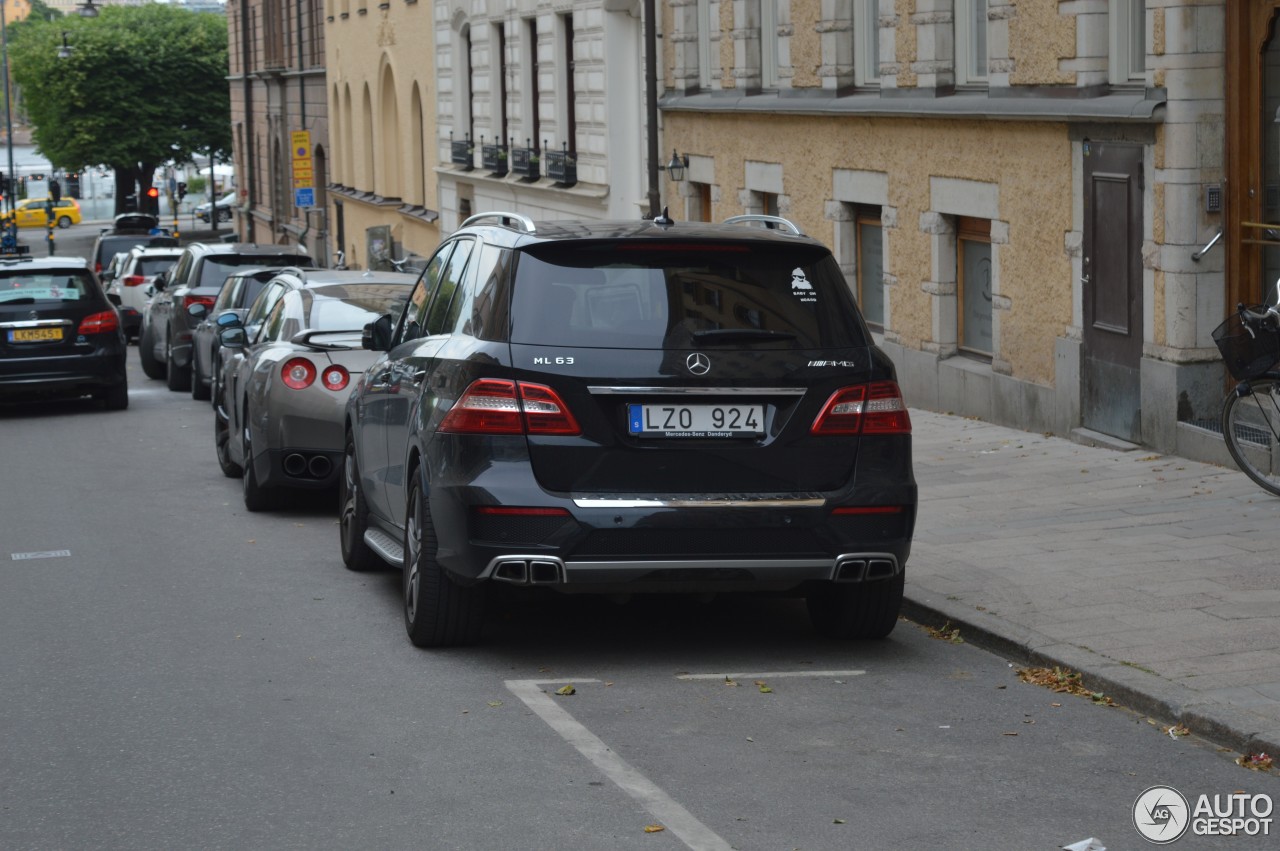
[1082,140,1145,442]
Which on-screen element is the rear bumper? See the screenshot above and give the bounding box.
[0,347,127,399]
[426,471,916,593]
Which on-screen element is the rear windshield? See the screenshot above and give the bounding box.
[135,257,178,277]
[199,255,307,288]
[0,271,95,304]
[97,236,152,260]
[510,241,867,349]
[304,284,413,331]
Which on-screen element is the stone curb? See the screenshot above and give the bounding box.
[902,590,1280,758]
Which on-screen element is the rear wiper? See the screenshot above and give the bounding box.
[690,328,797,344]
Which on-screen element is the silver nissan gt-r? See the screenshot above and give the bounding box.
[214,267,417,511]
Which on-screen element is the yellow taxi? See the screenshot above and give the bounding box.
[1,198,84,229]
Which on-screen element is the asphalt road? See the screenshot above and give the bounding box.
[2,236,1277,850]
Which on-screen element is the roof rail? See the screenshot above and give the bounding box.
[722,214,804,236]
[459,211,537,233]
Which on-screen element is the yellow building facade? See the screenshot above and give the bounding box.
[323,0,442,268]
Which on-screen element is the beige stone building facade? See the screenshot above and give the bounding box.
[321,0,442,268]
[659,0,1251,462]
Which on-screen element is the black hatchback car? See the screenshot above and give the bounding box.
[341,212,916,647]
[0,252,128,409]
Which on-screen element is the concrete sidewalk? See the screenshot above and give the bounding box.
[903,410,1280,757]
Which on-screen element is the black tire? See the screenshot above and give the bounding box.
[214,407,242,478]
[98,379,129,411]
[138,324,166,380]
[403,475,484,647]
[57,216,72,229]
[190,347,211,401]
[1222,377,1280,497]
[218,208,232,222]
[339,435,382,572]
[241,418,275,511]
[806,571,905,640]
[165,332,191,392]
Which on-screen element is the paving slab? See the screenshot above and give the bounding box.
[904,410,1280,757]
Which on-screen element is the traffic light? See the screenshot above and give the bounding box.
[177,182,187,201]
[145,186,160,215]
[49,179,61,203]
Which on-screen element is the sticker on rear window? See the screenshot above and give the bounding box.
[790,268,817,303]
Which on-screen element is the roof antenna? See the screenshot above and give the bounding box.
[653,206,675,226]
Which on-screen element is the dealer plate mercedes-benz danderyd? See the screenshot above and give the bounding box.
[341,210,917,647]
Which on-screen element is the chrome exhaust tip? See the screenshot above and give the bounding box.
[489,558,564,585]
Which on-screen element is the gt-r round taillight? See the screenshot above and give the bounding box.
[321,365,350,391]
[281,357,317,390]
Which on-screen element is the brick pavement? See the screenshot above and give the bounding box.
[903,410,1280,755]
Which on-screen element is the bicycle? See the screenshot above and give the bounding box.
[1214,298,1280,495]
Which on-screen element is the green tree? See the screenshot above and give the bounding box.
[9,5,231,215]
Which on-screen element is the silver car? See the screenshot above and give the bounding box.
[103,246,183,342]
[214,268,416,511]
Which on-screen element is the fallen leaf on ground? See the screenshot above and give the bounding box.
[487,700,503,708]
[1237,752,1274,772]
[724,677,739,687]
[755,680,773,694]
[925,621,964,643]
[555,684,576,696]
[644,825,665,834]
[833,818,847,824]
[1164,725,1189,738]
[1017,666,1116,706]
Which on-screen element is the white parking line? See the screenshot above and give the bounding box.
[677,669,866,681]
[505,678,734,851]
[11,550,72,560]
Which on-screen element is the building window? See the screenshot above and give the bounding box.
[1111,0,1146,84]
[955,0,988,85]
[526,17,540,154]
[957,216,992,356]
[856,206,883,328]
[761,0,779,89]
[854,0,879,86]
[697,0,713,89]
[560,12,576,155]
[690,181,712,222]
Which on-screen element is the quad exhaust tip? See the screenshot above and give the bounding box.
[492,558,564,585]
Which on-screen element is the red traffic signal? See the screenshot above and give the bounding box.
[146,187,159,198]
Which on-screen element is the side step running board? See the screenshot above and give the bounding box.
[363,527,405,569]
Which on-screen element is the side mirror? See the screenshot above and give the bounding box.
[106,292,121,307]
[100,270,115,283]
[215,309,244,329]
[363,314,394,351]
[187,302,209,321]
[219,327,248,349]
[152,272,168,292]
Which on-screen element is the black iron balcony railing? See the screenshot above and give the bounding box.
[481,143,507,176]
[545,145,577,186]
[512,145,539,180]
[450,136,474,169]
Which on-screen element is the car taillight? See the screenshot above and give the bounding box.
[439,379,581,435]
[811,381,911,435]
[281,357,317,390]
[78,310,119,335]
[321,364,350,391]
[122,275,146,287]
[182,294,217,311]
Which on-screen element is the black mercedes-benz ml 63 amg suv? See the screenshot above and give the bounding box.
[341,211,917,647]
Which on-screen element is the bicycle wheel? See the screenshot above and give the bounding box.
[1222,376,1280,496]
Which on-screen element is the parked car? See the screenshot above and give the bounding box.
[339,211,918,648]
[0,252,127,409]
[0,197,82,229]
[188,266,314,404]
[139,241,311,391]
[102,245,183,341]
[194,192,237,223]
[214,268,417,510]
[89,214,176,276]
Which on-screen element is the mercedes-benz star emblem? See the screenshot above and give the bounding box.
[686,352,711,376]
